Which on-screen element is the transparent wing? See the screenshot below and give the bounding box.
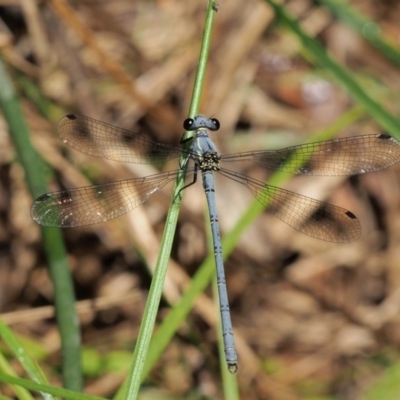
[220,133,400,176]
[58,114,184,164]
[31,170,179,227]
[218,168,360,242]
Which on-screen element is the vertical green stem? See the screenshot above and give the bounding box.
[187,0,217,118]
[121,1,218,398]
[0,58,82,390]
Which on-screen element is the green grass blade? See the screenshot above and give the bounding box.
[0,319,52,400]
[0,373,106,400]
[141,251,216,379]
[0,351,34,400]
[0,57,82,391]
[317,0,400,68]
[121,2,218,398]
[265,0,400,139]
[186,0,217,118]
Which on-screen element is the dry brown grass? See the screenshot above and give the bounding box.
[1,0,400,398]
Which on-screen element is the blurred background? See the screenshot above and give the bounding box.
[1,0,400,398]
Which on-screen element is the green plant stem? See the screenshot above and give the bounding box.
[0,373,105,400]
[121,1,218,398]
[0,57,82,391]
[0,351,34,400]
[186,0,216,118]
[0,318,53,400]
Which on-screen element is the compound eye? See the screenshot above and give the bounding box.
[183,118,194,130]
[210,118,220,131]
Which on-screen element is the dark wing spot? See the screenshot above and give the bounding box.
[65,114,78,120]
[76,125,91,138]
[345,210,356,219]
[122,132,135,143]
[60,191,73,204]
[297,160,313,174]
[36,193,51,202]
[378,133,391,140]
[311,208,334,223]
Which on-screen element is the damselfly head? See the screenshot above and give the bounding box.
[183,115,220,131]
